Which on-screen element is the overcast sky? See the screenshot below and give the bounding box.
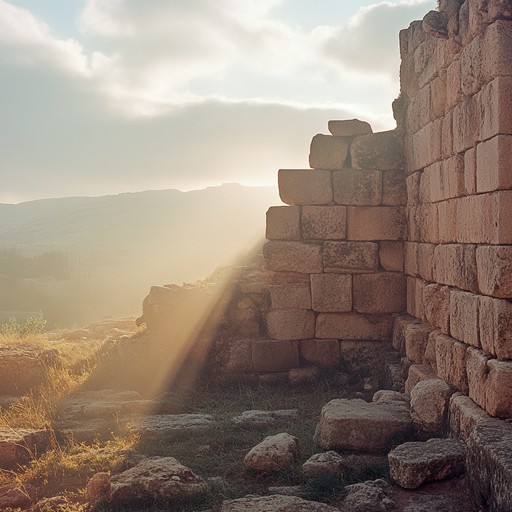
[0,0,435,203]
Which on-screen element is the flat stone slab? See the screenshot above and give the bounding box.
[388,438,465,489]
[231,409,299,429]
[0,428,50,469]
[314,399,412,453]
[221,494,340,511]
[128,414,216,439]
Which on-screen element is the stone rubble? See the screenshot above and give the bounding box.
[244,433,300,472]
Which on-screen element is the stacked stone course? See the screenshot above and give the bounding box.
[263,120,407,380]
[397,0,512,422]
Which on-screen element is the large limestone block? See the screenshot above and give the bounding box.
[467,347,490,411]
[252,340,300,372]
[328,119,372,137]
[300,339,340,368]
[449,290,480,347]
[410,378,453,434]
[332,169,382,206]
[433,244,478,293]
[449,393,490,441]
[266,206,301,241]
[405,364,437,393]
[347,207,406,241]
[301,205,346,240]
[310,274,352,312]
[270,283,311,310]
[221,495,339,511]
[479,296,512,359]
[388,438,465,489]
[323,241,379,273]
[479,76,512,141]
[476,135,512,193]
[341,480,395,512]
[351,130,404,171]
[314,399,412,453]
[128,414,216,440]
[382,170,407,206]
[0,429,50,469]
[403,323,434,364]
[316,313,393,340]
[263,241,323,274]
[267,310,315,341]
[466,419,512,512]
[423,283,450,334]
[244,432,300,471]
[302,450,344,478]
[486,359,512,417]
[353,272,406,314]
[278,169,333,206]
[476,245,512,298]
[434,331,469,392]
[109,457,208,506]
[379,241,404,272]
[309,134,349,170]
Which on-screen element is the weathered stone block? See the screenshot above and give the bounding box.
[406,173,421,205]
[263,241,323,274]
[300,339,341,369]
[446,59,462,111]
[477,245,512,298]
[252,340,300,372]
[406,276,416,317]
[433,244,478,293]
[332,169,382,206]
[309,134,349,170]
[453,96,478,154]
[414,278,427,321]
[437,200,458,243]
[434,331,469,392]
[347,206,406,241]
[266,206,301,241]
[449,289,480,347]
[479,296,512,359]
[392,315,419,352]
[310,273,352,312]
[382,170,407,206]
[0,429,50,469]
[301,206,346,240]
[476,135,512,193]
[353,273,406,314]
[270,284,311,310]
[417,243,435,281]
[464,147,477,195]
[328,119,372,137]
[467,347,490,411]
[267,310,315,341]
[315,399,412,453]
[404,323,434,364]
[323,241,379,273]
[486,359,512,418]
[379,241,404,272]
[316,313,393,340]
[404,242,418,277]
[479,76,512,141]
[423,283,450,334]
[339,341,389,386]
[351,130,404,171]
[405,364,437,394]
[271,272,310,286]
[278,169,333,206]
[448,393,490,442]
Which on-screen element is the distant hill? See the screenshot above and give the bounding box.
[0,184,279,327]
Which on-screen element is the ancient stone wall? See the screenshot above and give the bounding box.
[396,0,512,421]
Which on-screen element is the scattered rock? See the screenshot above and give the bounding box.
[0,484,34,510]
[303,451,344,478]
[232,410,299,429]
[221,494,340,511]
[86,472,111,506]
[388,438,465,489]
[0,428,50,469]
[108,457,208,506]
[410,379,453,434]
[314,399,412,453]
[373,390,409,404]
[340,479,395,512]
[244,433,300,472]
[128,414,216,439]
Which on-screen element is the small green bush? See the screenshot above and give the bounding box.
[0,313,47,339]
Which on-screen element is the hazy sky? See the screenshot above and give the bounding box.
[0,0,435,203]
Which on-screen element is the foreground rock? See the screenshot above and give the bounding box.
[388,438,465,489]
[89,457,208,507]
[221,495,340,511]
[303,451,344,478]
[244,433,300,472]
[128,414,216,440]
[0,428,50,469]
[314,399,412,453]
[410,379,453,434]
[340,479,395,512]
[232,410,299,429]
[0,346,58,395]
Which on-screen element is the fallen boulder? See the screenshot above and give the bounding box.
[244,433,300,472]
[340,479,395,512]
[0,428,50,469]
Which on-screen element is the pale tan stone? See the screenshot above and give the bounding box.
[310,274,352,313]
[417,243,435,281]
[464,147,477,195]
[479,76,512,141]
[417,203,440,244]
[404,323,434,364]
[486,359,512,417]
[300,339,341,369]
[433,244,478,293]
[434,331,469,393]
[477,245,512,298]
[479,296,512,359]
[437,200,458,244]
[476,135,512,193]
[448,393,490,441]
[407,276,416,317]
[405,364,437,394]
[252,340,300,372]
[263,241,323,274]
[316,313,393,340]
[323,241,379,273]
[423,283,451,334]
[351,130,405,171]
[278,169,333,206]
[452,96,478,154]
[353,273,406,314]
[414,278,427,322]
[467,347,489,410]
[328,119,372,137]
[382,170,407,206]
[267,310,315,341]
[244,433,300,471]
[406,173,421,205]
[309,135,349,170]
[424,330,438,370]
[332,169,382,206]
[446,59,462,111]
[449,290,480,347]
[405,242,418,277]
[410,378,453,433]
[441,112,454,160]
[270,284,311,310]
[347,206,406,241]
[266,206,301,241]
[379,241,404,272]
[301,206,346,240]
[392,314,420,352]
